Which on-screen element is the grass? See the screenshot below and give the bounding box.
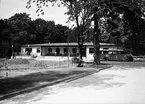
[0,70,88,96]
[0,58,74,77]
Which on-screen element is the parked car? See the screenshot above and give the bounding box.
[102,53,134,61]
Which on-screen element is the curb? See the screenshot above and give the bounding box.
[0,66,111,100]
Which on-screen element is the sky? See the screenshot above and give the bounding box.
[0,0,69,26]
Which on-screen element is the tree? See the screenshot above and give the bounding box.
[0,19,10,42]
[29,19,69,43]
[7,13,32,58]
[29,19,55,43]
[52,24,68,42]
[66,0,93,60]
[26,0,93,62]
[99,0,145,55]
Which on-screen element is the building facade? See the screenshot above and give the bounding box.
[21,42,124,60]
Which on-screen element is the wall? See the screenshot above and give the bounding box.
[86,45,123,60]
[41,46,79,56]
[21,44,123,59]
[21,46,41,56]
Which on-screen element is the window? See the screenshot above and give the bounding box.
[72,48,77,54]
[103,51,108,54]
[25,48,32,55]
[37,48,40,53]
[100,51,102,54]
[48,48,52,53]
[89,48,94,54]
[64,48,68,54]
[103,48,109,50]
[56,48,60,55]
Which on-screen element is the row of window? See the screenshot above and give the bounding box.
[89,48,123,54]
[25,48,41,53]
[89,48,109,54]
[47,48,77,54]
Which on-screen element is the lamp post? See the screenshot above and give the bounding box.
[12,44,14,59]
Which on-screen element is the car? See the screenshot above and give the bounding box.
[102,53,134,61]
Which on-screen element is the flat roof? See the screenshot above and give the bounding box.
[22,42,117,47]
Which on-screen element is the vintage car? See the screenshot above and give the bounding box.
[101,53,134,61]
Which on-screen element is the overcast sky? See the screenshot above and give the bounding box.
[0,0,69,26]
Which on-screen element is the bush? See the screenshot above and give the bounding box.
[46,53,55,56]
[72,57,80,63]
[72,56,84,64]
[31,53,37,58]
[103,55,110,61]
[125,54,134,61]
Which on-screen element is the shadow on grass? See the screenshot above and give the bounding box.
[0,71,87,96]
[85,62,112,69]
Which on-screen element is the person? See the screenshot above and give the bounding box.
[77,58,84,67]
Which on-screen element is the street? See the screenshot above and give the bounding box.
[1,62,145,104]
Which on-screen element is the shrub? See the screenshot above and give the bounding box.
[46,53,55,56]
[103,55,110,61]
[72,56,84,64]
[31,53,37,58]
[125,54,134,61]
[72,57,80,63]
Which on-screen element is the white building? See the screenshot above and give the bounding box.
[21,42,124,60]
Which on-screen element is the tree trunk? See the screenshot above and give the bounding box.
[75,10,83,60]
[74,0,83,65]
[93,7,100,65]
[78,42,83,59]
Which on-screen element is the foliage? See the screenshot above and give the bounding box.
[99,0,145,55]
[0,12,71,44]
[124,54,134,61]
[29,18,56,43]
[52,24,68,42]
[0,19,11,42]
[7,13,32,45]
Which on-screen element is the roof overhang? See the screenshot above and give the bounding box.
[22,42,117,47]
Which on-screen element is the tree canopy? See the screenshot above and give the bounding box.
[0,13,73,53]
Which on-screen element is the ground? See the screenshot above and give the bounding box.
[0,61,145,104]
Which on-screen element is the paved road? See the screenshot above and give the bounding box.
[1,63,145,104]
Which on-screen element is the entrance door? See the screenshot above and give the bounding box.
[82,47,86,57]
[56,48,60,55]
[26,48,32,55]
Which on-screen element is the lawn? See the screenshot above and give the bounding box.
[0,58,75,78]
